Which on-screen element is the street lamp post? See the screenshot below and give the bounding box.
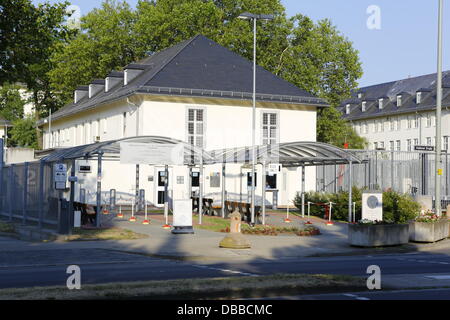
[435,0,443,215]
[238,12,274,226]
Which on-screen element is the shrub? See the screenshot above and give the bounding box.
[294,187,420,224]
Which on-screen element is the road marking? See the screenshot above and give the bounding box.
[343,293,370,300]
[425,275,450,280]
[191,265,258,277]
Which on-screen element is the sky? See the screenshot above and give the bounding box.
[31,0,450,88]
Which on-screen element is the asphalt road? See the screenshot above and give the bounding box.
[1,249,450,298]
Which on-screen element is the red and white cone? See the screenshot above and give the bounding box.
[162,224,171,229]
[117,213,124,218]
[129,216,137,222]
[142,219,150,225]
[284,218,292,223]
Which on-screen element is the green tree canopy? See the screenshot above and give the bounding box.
[47,0,365,149]
[0,0,74,148]
[0,83,26,122]
[9,116,38,149]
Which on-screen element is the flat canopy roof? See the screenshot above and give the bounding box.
[41,136,215,164]
[209,141,362,167]
[41,137,361,167]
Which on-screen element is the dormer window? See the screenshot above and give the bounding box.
[358,92,364,99]
[362,101,367,112]
[345,104,350,114]
[379,98,384,110]
[397,95,402,107]
[417,92,422,104]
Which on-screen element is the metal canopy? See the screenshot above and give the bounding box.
[209,141,362,166]
[41,136,215,164]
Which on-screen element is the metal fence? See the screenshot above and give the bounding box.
[316,150,450,199]
[0,160,68,231]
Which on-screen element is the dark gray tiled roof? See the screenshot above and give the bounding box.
[43,35,327,125]
[341,71,450,121]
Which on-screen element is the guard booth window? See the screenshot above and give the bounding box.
[191,171,199,187]
[247,172,257,187]
[158,171,167,186]
[266,174,277,189]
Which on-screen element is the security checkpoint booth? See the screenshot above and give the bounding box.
[37,136,215,231]
[207,141,363,225]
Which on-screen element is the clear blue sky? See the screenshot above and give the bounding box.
[32,0,450,88]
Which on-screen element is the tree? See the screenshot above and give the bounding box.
[49,0,365,147]
[0,83,25,121]
[49,0,140,104]
[9,116,38,149]
[0,0,75,149]
[317,106,367,149]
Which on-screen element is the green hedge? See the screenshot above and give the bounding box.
[293,187,420,223]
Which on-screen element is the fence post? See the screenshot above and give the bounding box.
[391,151,394,190]
[0,139,3,214]
[22,162,29,225]
[38,160,44,229]
[9,164,14,221]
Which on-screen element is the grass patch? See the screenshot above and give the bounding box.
[0,273,366,300]
[0,221,15,234]
[64,227,148,241]
[192,215,230,232]
[192,215,320,236]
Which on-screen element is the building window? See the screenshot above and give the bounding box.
[262,112,278,145]
[397,95,402,107]
[187,108,204,148]
[363,122,368,134]
[396,140,401,151]
[414,138,419,146]
[407,139,412,151]
[379,141,384,149]
[362,101,366,112]
[417,92,422,104]
[389,141,394,151]
[122,112,127,138]
[426,114,431,128]
[345,104,350,114]
[374,142,378,150]
[427,137,432,146]
[407,116,412,129]
[414,116,419,129]
[379,99,384,110]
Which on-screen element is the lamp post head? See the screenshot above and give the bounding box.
[238,12,274,21]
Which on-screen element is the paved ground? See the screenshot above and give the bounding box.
[1,212,450,299]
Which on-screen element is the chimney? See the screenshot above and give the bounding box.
[123,64,146,85]
[89,79,105,98]
[105,71,124,92]
[74,86,88,103]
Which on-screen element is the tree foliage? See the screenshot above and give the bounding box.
[0,83,25,122]
[0,0,74,148]
[25,0,364,149]
[9,116,38,149]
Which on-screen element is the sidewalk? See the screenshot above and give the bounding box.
[1,212,450,264]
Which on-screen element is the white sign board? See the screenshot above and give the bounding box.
[120,143,185,165]
[362,192,383,222]
[268,163,282,175]
[173,199,193,227]
[54,163,67,190]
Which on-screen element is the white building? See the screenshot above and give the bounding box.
[37,35,327,207]
[340,71,450,152]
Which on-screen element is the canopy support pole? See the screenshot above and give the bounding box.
[301,165,305,218]
[221,163,226,218]
[96,152,103,228]
[199,153,203,225]
[262,161,266,225]
[348,160,353,223]
[164,164,169,226]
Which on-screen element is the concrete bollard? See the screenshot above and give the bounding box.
[219,211,251,249]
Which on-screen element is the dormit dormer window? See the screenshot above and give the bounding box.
[362,101,367,112]
[378,98,384,110]
[345,104,350,114]
[416,92,422,104]
[397,94,402,107]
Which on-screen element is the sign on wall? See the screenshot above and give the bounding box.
[54,163,67,190]
[362,191,383,222]
[120,143,185,165]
